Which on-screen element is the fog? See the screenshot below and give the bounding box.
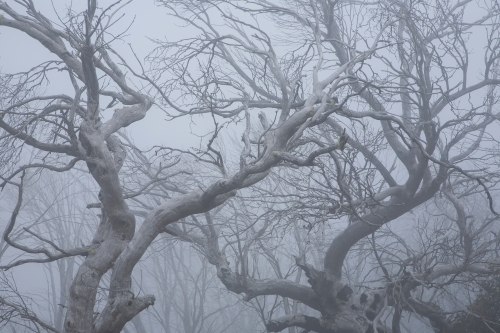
[1,1,499,333]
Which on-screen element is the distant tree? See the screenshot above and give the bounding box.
[452,276,500,333]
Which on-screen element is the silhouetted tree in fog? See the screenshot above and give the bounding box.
[1,0,500,332]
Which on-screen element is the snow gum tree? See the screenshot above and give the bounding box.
[0,0,499,332]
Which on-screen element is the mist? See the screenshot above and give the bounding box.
[1,1,499,332]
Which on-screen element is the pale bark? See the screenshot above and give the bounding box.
[1,1,500,332]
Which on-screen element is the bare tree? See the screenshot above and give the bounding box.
[137,239,252,333]
[0,0,499,333]
[0,171,95,332]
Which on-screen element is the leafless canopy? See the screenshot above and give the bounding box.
[1,0,499,332]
